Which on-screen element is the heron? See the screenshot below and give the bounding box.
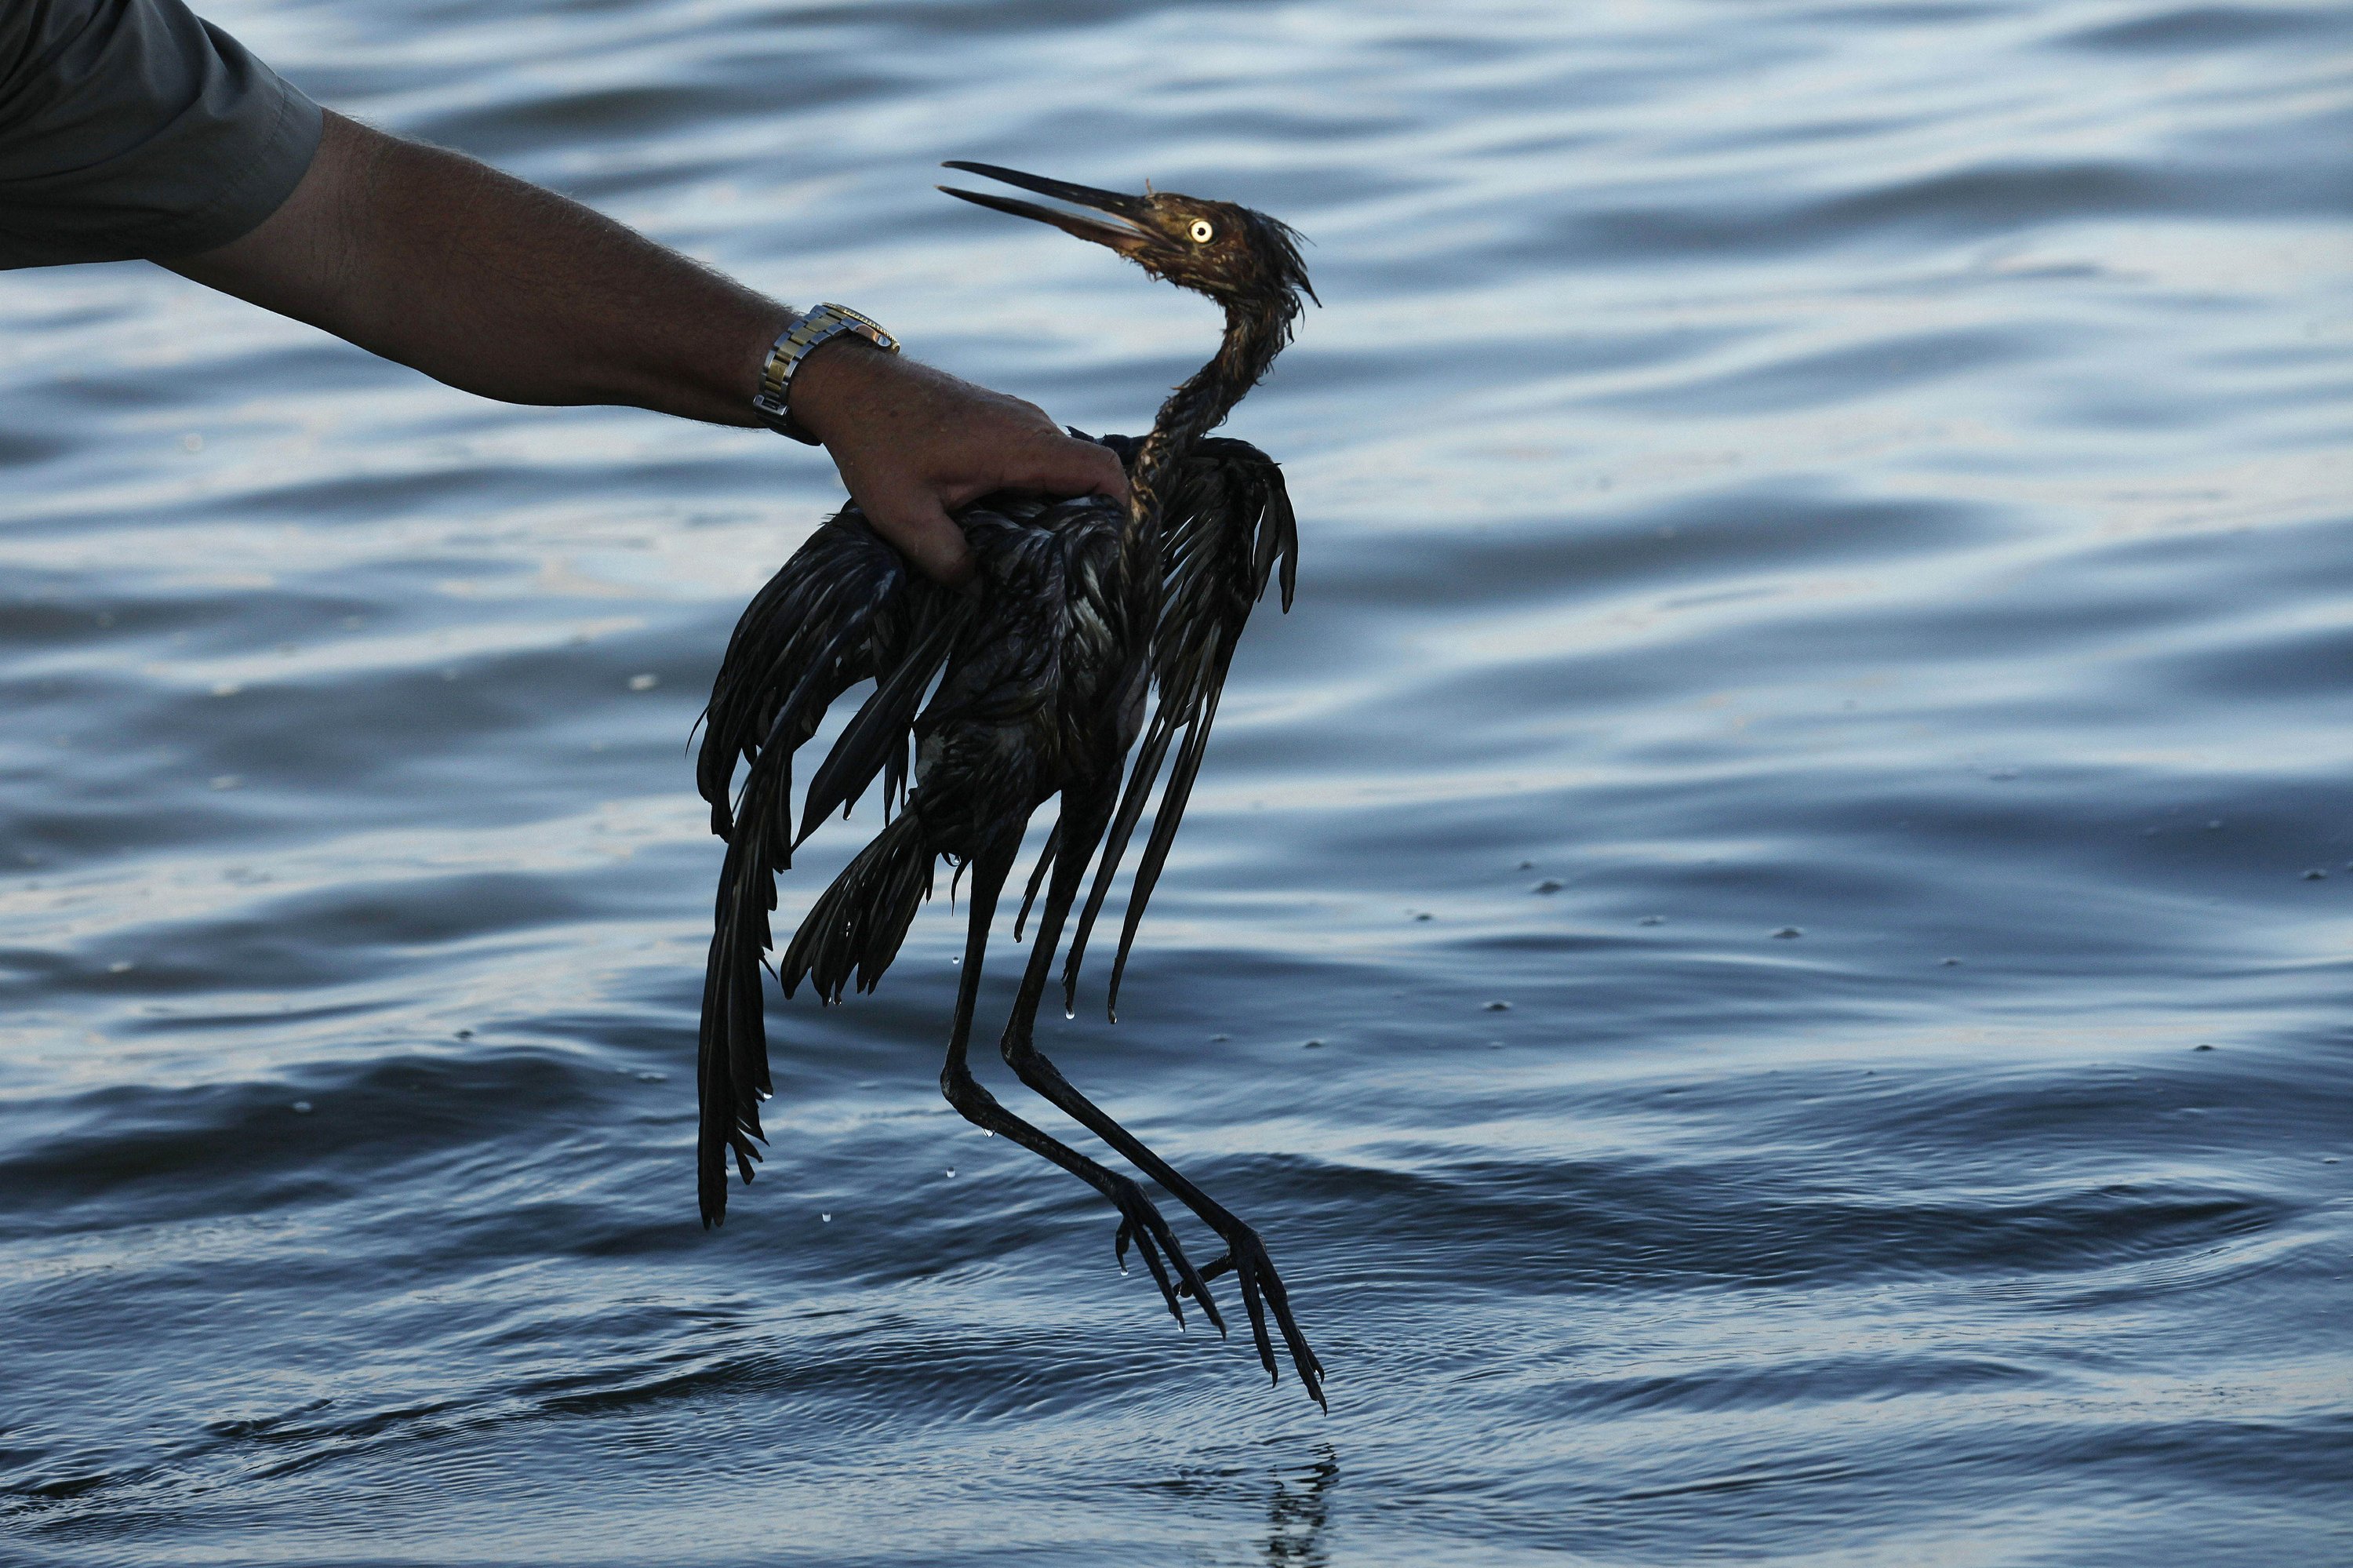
[695,162,1321,1406]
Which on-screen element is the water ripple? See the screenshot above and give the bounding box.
[3,0,2350,1563]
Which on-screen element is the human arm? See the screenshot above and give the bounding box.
[161,110,1126,584]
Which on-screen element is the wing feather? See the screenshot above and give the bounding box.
[696,507,946,1226]
[1060,438,1297,1011]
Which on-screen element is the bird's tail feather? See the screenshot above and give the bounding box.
[780,808,936,1005]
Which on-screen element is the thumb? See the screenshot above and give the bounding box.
[861,486,976,588]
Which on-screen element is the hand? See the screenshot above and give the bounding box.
[787,340,1129,586]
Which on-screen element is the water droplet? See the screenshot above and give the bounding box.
[1303,1039,1326,1049]
[208,774,242,791]
[1773,927,1803,939]
[180,432,203,453]
[454,1028,474,1039]
[1413,912,1433,922]
[107,960,134,973]
[291,1101,313,1114]
[209,680,242,697]
[637,1071,665,1082]
[1940,957,1962,966]
[1533,879,1564,894]
[2193,1044,2214,1051]
[1209,1033,1230,1042]
[628,673,659,691]
[1484,1001,1511,1012]
[1638,915,1665,926]
[1517,860,1535,870]
[1064,1006,1075,1020]
[944,1167,956,1178]
[2304,868,2328,881]
[981,1129,992,1137]
[820,1213,831,1222]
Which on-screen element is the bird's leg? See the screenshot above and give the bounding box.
[938,830,1213,1329]
[997,784,1324,1407]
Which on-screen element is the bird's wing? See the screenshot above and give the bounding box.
[699,510,917,839]
[1062,436,1298,1016]
[696,506,959,1227]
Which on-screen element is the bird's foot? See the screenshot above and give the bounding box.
[1108,1175,1225,1337]
[1187,1227,1324,1410]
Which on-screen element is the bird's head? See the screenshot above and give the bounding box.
[940,162,1315,320]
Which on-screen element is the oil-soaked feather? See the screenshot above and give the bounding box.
[1060,441,1289,1006]
[1107,682,1227,1019]
[729,616,875,868]
[1060,707,1176,1009]
[697,515,907,835]
[798,603,969,846]
[696,511,921,1224]
[1016,821,1060,942]
[780,809,935,1002]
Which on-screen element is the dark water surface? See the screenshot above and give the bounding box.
[5,1,2351,1563]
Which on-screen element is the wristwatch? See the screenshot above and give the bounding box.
[751,303,900,444]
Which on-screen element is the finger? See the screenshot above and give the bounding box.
[994,433,1130,503]
[862,489,975,588]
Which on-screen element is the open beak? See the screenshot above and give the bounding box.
[938,161,1153,256]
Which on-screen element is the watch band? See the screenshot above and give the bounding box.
[751,303,900,444]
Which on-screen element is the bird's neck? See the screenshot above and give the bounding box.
[1126,304,1290,551]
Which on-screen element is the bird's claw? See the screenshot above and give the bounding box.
[1107,1176,1224,1337]
[1183,1250,1237,1286]
[1215,1227,1325,1410]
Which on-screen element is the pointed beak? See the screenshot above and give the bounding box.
[938,161,1152,255]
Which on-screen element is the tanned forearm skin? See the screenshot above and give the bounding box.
[164,111,1126,584]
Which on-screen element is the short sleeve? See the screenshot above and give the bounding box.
[0,0,323,269]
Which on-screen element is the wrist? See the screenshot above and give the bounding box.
[781,332,892,446]
[751,303,899,443]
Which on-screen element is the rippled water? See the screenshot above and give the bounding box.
[5,1,2351,1562]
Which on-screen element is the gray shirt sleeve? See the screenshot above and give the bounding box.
[0,0,322,269]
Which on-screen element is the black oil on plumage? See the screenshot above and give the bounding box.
[695,165,1321,1404]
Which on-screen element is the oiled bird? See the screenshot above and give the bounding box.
[696,163,1320,1404]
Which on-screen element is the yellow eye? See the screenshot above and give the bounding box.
[1187,219,1214,244]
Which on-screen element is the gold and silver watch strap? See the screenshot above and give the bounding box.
[751,303,900,444]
